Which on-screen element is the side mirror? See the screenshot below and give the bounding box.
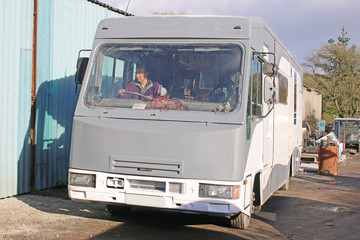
[264,76,275,104]
[75,57,89,85]
[263,62,278,77]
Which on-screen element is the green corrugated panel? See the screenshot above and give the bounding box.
[0,0,33,198]
[0,0,122,198]
[34,0,121,190]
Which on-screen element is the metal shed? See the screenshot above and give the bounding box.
[0,0,129,198]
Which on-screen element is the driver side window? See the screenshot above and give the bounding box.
[100,56,125,98]
[251,56,263,116]
[246,56,263,140]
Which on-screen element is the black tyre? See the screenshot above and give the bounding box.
[106,204,132,216]
[280,161,291,191]
[230,212,250,229]
[279,175,290,191]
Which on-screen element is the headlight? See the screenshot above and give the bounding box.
[199,184,239,199]
[69,173,96,188]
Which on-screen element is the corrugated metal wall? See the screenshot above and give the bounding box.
[0,0,33,198]
[34,0,120,190]
[0,0,122,198]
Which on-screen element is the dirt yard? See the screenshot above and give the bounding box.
[1,154,359,240]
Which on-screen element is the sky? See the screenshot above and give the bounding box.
[100,0,360,65]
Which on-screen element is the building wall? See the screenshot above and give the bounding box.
[0,0,34,199]
[302,86,322,121]
[0,0,121,198]
[34,0,120,191]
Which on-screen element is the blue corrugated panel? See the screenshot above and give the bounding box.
[34,0,121,190]
[0,0,33,198]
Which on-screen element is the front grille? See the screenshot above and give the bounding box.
[109,156,183,177]
[129,179,166,192]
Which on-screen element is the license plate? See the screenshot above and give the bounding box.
[125,194,165,208]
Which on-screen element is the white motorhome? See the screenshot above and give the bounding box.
[68,16,303,229]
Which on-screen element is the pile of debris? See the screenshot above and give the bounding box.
[301,121,346,163]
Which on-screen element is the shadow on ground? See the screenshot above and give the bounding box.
[16,155,359,240]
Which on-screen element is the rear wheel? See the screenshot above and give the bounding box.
[106,204,132,216]
[280,160,291,191]
[279,175,290,191]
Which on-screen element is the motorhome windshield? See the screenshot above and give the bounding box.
[85,44,242,112]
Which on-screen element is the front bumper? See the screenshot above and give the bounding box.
[68,169,249,217]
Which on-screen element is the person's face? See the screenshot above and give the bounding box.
[136,67,148,84]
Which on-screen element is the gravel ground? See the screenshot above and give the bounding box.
[1,154,359,240]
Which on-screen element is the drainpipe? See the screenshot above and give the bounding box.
[30,0,38,186]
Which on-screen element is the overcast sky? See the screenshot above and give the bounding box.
[100,0,360,64]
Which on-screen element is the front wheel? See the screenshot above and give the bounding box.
[230,212,250,229]
[106,204,132,216]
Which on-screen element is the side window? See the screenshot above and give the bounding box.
[294,72,297,125]
[251,57,263,116]
[86,58,101,102]
[278,73,288,104]
[101,56,125,98]
[246,85,251,140]
[247,56,263,140]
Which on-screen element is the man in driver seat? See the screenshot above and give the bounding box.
[118,65,160,100]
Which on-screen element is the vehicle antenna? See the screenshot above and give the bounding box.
[125,0,131,15]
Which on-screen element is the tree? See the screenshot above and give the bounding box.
[305,27,360,120]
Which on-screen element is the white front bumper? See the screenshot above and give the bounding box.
[68,169,250,217]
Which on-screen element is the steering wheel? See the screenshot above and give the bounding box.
[123,91,151,100]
